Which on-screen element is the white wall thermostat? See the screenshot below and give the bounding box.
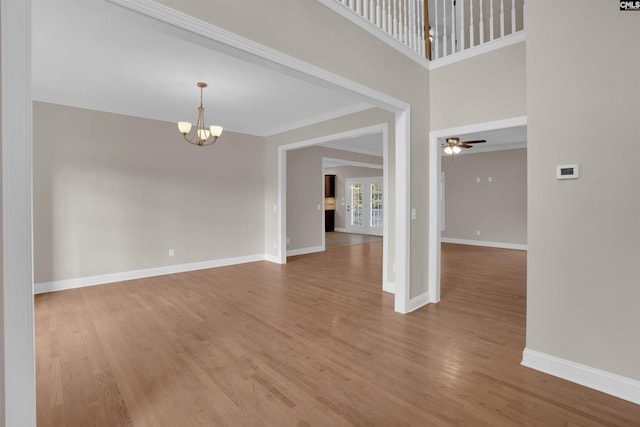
[556,164,579,180]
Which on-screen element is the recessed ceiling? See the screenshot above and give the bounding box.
[31,0,372,137]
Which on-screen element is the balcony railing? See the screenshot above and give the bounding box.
[325,0,525,63]
[431,0,525,60]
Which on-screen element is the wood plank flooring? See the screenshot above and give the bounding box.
[35,243,640,426]
[325,232,383,249]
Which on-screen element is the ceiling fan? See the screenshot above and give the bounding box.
[442,137,486,159]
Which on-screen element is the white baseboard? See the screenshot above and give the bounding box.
[522,348,640,405]
[286,245,324,257]
[441,237,527,251]
[264,254,283,264]
[383,281,395,294]
[333,227,347,232]
[34,254,268,294]
[408,292,430,313]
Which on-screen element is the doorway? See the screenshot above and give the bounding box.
[345,176,384,236]
[428,116,528,303]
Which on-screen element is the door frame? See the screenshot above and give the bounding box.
[278,124,392,296]
[428,116,527,303]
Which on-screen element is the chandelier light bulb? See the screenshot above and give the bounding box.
[178,121,192,134]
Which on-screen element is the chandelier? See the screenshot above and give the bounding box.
[177,82,223,146]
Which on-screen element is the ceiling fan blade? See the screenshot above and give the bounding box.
[460,139,486,144]
[459,143,474,148]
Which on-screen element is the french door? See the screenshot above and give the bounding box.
[345,177,383,236]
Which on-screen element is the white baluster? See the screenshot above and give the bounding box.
[469,0,474,47]
[403,0,415,49]
[500,0,505,37]
[376,0,381,28]
[442,0,448,56]
[402,0,406,44]
[479,0,484,44]
[434,0,439,59]
[418,0,424,56]
[388,0,393,36]
[413,0,418,51]
[511,0,516,33]
[450,0,455,53]
[393,0,398,42]
[389,0,393,34]
[459,0,465,51]
[489,0,494,41]
[523,0,526,30]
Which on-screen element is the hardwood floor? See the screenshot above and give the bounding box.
[324,231,382,249]
[36,243,640,426]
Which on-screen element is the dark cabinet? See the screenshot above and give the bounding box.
[324,175,336,232]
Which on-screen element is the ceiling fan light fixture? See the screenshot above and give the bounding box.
[452,146,462,154]
[444,146,453,155]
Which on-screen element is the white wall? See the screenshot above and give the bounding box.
[33,102,266,283]
[442,148,526,245]
[526,1,640,381]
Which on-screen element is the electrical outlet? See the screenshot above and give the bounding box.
[286,237,291,244]
[488,177,493,182]
[168,248,175,257]
[476,230,481,236]
[273,241,277,249]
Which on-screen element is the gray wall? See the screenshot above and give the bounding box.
[269,108,395,285]
[527,1,640,380]
[155,0,428,300]
[287,147,382,250]
[33,102,266,283]
[430,42,527,130]
[325,165,383,230]
[442,148,526,245]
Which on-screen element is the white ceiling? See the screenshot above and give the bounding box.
[32,0,371,137]
[32,0,526,153]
